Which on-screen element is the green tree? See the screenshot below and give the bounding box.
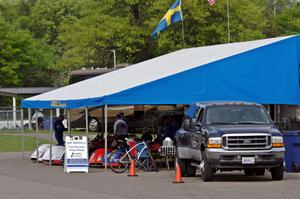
[27,0,82,45]
[275,4,300,35]
[0,16,54,87]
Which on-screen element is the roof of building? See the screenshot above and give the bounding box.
[70,64,130,76]
[0,87,55,97]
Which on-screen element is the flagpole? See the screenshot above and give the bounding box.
[180,0,185,48]
[226,0,231,43]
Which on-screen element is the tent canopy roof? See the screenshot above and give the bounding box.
[22,35,300,109]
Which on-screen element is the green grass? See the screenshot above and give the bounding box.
[0,135,48,152]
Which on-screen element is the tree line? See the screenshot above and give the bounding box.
[0,0,300,89]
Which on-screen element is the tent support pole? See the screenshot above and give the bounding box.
[21,108,24,160]
[102,106,105,133]
[85,108,88,137]
[104,105,108,172]
[50,109,53,166]
[67,109,71,136]
[12,96,16,128]
[35,109,39,163]
[28,108,32,130]
[56,108,60,117]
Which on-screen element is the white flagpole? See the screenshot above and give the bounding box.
[226,0,231,43]
[180,0,185,48]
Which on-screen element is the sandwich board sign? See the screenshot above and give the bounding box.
[64,136,89,173]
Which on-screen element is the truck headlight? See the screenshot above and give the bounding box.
[207,137,222,148]
[272,136,284,148]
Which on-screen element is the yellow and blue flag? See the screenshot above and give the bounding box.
[151,0,183,38]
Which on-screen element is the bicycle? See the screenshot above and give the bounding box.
[109,139,157,173]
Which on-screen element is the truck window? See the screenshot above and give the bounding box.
[205,105,271,125]
[197,108,204,122]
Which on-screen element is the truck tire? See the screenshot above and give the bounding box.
[271,163,284,180]
[201,152,213,181]
[185,160,196,177]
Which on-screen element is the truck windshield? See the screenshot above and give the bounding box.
[205,105,271,125]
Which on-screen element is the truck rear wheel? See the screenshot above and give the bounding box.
[185,160,196,177]
[201,152,213,181]
[271,163,284,180]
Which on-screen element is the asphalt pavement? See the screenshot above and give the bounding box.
[0,152,300,199]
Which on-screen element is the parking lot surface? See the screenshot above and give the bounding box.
[0,152,300,199]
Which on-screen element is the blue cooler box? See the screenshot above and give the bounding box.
[283,131,300,172]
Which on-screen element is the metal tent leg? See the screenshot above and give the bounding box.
[85,108,88,137]
[67,109,71,136]
[50,109,53,166]
[28,108,32,130]
[102,106,105,133]
[21,108,24,160]
[35,109,39,163]
[104,105,108,171]
[12,97,16,128]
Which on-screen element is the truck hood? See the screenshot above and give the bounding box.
[205,125,282,137]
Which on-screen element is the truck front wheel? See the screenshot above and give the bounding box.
[271,163,284,180]
[201,152,213,181]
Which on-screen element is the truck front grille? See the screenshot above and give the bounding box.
[222,134,271,150]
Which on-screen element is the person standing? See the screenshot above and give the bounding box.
[119,111,128,125]
[113,114,128,140]
[54,115,68,146]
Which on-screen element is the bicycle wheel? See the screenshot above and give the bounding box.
[109,150,130,173]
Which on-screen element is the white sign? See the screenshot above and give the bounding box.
[65,136,89,173]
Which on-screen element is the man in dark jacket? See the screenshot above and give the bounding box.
[54,115,68,146]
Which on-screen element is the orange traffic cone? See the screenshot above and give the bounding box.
[128,159,138,177]
[173,162,184,183]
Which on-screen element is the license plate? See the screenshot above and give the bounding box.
[242,157,255,164]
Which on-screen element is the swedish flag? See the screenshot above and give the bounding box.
[151,0,183,38]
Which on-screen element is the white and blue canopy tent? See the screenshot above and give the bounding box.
[21,35,300,169]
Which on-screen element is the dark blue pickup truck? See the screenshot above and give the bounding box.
[175,102,285,181]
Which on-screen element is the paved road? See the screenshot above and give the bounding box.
[0,152,300,199]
